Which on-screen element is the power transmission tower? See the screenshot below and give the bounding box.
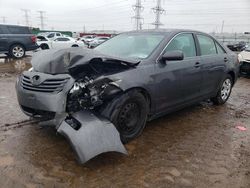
[221,20,224,34]
[132,0,144,30]
[151,0,165,29]
[21,9,30,26]
[38,11,46,30]
[1,16,6,23]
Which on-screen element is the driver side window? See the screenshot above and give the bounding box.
[165,33,196,58]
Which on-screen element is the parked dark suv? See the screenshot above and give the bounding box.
[0,24,38,58]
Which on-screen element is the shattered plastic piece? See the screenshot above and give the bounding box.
[57,110,127,164]
[236,126,247,131]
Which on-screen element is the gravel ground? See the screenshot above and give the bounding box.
[0,56,250,188]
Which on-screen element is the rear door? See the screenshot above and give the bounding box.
[196,34,227,96]
[0,26,9,51]
[154,33,202,112]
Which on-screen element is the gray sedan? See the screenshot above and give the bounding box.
[16,29,240,163]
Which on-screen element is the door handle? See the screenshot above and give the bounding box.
[224,57,228,62]
[194,62,200,68]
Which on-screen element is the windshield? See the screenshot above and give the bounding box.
[95,33,165,60]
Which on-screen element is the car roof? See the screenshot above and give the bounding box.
[124,29,204,35]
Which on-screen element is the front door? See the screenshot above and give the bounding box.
[154,33,202,113]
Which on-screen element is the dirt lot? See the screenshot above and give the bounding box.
[0,55,250,188]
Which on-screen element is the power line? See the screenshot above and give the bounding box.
[132,0,144,30]
[38,11,46,30]
[21,9,30,26]
[151,0,165,29]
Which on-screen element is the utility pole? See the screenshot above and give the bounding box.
[132,0,144,30]
[151,0,165,29]
[38,11,46,30]
[1,16,6,23]
[21,9,30,26]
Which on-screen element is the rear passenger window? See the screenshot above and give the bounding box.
[165,33,196,58]
[197,35,216,55]
[215,42,226,54]
[7,26,30,34]
[55,38,70,41]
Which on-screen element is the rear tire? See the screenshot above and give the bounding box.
[10,44,25,58]
[211,75,233,105]
[100,90,149,143]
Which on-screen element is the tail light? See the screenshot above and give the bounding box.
[31,35,37,43]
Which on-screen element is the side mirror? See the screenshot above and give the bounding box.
[161,50,184,62]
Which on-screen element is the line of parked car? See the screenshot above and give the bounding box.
[37,32,110,50]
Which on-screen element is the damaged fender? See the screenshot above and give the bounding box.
[57,110,127,164]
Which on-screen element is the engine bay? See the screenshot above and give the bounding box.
[66,76,122,113]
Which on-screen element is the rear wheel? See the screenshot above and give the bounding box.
[100,90,149,143]
[211,75,233,105]
[10,44,25,58]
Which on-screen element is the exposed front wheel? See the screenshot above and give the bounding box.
[100,90,149,143]
[211,75,233,105]
[10,44,25,58]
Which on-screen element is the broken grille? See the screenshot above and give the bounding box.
[21,75,69,93]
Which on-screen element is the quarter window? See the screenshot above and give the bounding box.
[197,35,217,55]
[215,42,226,54]
[165,33,196,58]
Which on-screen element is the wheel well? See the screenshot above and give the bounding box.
[227,71,235,85]
[41,43,49,47]
[9,43,26,51]
[40,43,49,49]
[72,44,79,47]
[126,87,151,110]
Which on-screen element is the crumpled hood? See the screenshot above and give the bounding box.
[31,48,139,75]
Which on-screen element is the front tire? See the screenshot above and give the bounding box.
[211,75,233,105]
[10,44,25,58]
[100,90,149,143]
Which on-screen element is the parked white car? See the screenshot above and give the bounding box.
[80,35,96,44]
[37,36,86,50]
[88,37,110,48]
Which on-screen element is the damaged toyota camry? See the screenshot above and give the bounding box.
[16,29,240,164]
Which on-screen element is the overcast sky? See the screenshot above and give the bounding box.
[0,0,249,33]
